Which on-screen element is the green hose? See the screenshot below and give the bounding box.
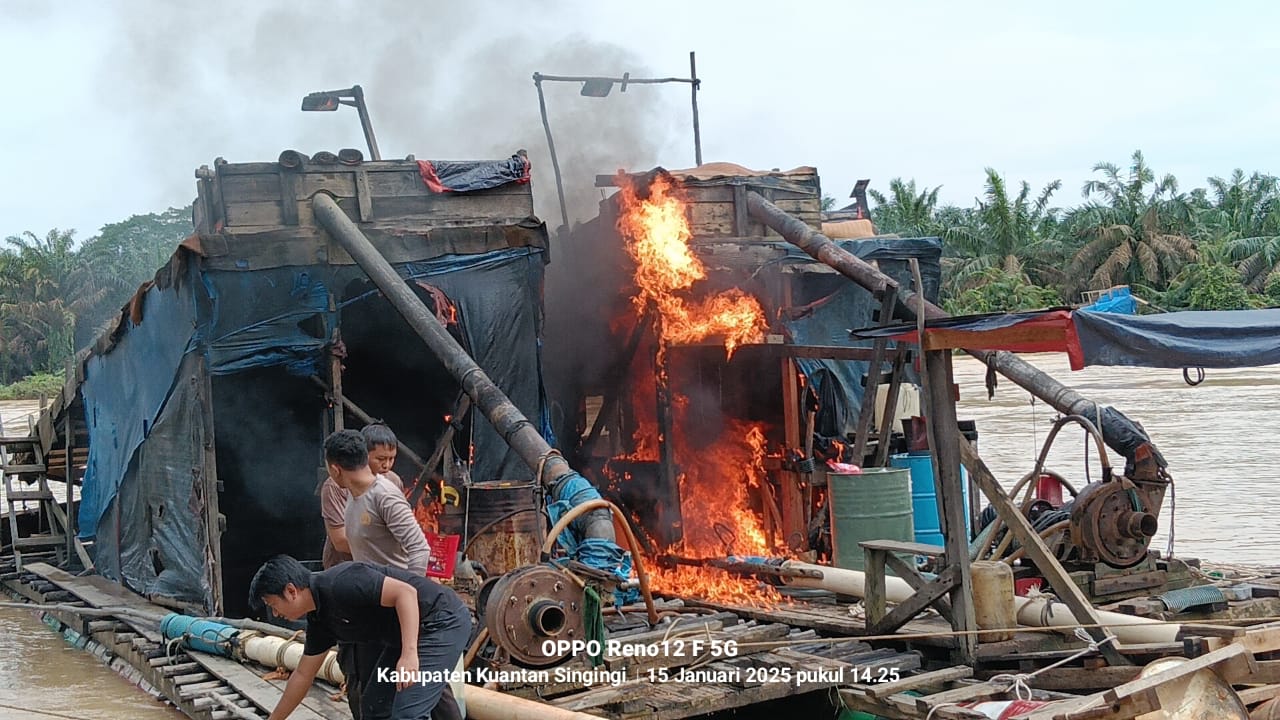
[582,586,606,667]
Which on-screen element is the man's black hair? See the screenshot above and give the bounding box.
[248,555,311,611]
[324,429,368,471]
[361,422,398,451]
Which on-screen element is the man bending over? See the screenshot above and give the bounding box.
[250,556,470,720]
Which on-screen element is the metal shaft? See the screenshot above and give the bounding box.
[313,194,571,487]
[532,74,571,234]
[743,191,1158,466]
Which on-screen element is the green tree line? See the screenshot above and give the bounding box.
[0,207,192,387]
[3,149,1279,391]
[867,151,1280,315]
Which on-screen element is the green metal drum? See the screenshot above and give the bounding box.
[828,467,914,571]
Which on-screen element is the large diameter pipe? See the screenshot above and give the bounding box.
[778,561,1177,644]
[743,192,1159,467]
[312,194,614,542]
[466,685,604,720]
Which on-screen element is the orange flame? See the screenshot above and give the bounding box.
[616,175,766,356]
[646,422,782,604]
[607,172,784,605]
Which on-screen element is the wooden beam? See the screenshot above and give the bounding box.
[884,551,954,619]
[923,349,976,664]
[860,666,973,699]
[308,375,426,470]
[581,306,654,457]
[872,348,908,467]
[868,566,960,636]
[779,357,806,550]
[329,327,344,432]
[958,435,1130,668]
[850,288,897,463]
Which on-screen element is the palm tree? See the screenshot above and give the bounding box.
[945,168,1063,291]
[1201,170,1280,291]
[867,178,944,237]
[1064,151,1198,297]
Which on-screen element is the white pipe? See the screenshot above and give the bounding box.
[241,634,344,684]
[465,685,604,720]
[779,561,1179,644]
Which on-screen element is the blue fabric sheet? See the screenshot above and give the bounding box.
[546,473,638,606]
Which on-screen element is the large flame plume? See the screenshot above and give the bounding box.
[611,173,784,604]
[617,175,766,356]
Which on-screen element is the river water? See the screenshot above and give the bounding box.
[0,402,181,719]
[953,353,1280,566]
[0,606,180,719]
[0,357,1277,713]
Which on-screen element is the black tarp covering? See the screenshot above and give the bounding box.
[79,245,550,609]
[416,154,530,193]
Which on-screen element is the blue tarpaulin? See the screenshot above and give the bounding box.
[1072,308,1280,369]
[78,245,552,608]
[852,306,1280,370]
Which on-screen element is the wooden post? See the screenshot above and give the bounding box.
[329,325,344,432]
[922,350,977,664]
[779,358,806,550]
[198,357,224,615]
[959,435,1129,666]
[64,416,74,565]
[654,331,683,545]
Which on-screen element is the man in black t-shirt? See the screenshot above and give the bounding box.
[249,555,471,720]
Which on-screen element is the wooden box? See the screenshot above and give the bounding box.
[599,163,822,241]
[194,155,535,236]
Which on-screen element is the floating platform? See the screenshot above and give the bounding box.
[7,554,1280,719]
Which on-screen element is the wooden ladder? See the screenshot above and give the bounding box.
[1,413,87,571]
[849,284,908,467]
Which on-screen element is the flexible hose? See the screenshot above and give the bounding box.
[541,498,658,626]
[981,414,1102,560]
[1000,520,1071,565]
[464,627,490,669]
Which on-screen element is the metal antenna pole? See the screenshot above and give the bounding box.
[532,73,571,234]
[689,51,702,166]
[351,85,381,161]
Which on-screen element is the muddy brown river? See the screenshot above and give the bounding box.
[0,356,1276,712]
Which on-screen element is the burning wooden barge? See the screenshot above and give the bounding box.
[3,149,1280,720]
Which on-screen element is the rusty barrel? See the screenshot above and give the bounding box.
[460,482,543,575]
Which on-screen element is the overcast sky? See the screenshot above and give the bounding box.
[3,1,1279,240]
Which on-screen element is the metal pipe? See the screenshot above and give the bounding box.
[531,73,695,85]
[532,74,571,233]
[311,194,614,544]
[743,191,1161,468]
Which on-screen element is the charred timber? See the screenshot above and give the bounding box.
[312,193,615,542]
[743,191,1164,475]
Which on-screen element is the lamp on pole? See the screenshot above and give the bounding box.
[532,51,703,233]
[301,84,382,161]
